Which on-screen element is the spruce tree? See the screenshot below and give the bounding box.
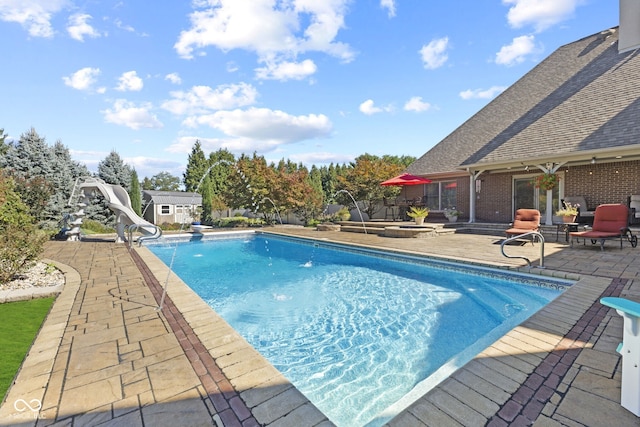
[98,150,132,190]
[183,141,209,192]
[0,129,90,228]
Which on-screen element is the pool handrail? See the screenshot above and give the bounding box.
[500,231,545,268]
[127,223,162,248]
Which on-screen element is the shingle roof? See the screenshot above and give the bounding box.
[407,27,640,176]
[142,190,202,205]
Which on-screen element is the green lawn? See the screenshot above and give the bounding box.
[0,297,55,402]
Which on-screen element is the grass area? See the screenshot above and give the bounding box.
[0,297,55,402]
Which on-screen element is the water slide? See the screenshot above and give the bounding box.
[78,178,159,243]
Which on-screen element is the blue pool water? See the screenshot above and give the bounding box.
[148,233,569,427]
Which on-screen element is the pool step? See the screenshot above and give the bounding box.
[336,221,454,238]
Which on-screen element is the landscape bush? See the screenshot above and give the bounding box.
[0,174,46,284]
[213,216,265,228]
[80,219,115,234]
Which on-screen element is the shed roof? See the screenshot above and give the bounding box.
[142,190,202,205]
[407,27,640,177]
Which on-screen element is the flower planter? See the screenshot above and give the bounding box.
[414,217,425,226]
[562,215,577,223]
[447,216,458,223]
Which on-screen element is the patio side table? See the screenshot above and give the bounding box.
[555,222,579,242]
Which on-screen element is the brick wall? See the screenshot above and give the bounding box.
[470,160,640,222]
[563,160,640,208]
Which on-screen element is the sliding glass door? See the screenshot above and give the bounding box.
[513,175,560,219]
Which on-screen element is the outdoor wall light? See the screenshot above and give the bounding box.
[591,157,596,164]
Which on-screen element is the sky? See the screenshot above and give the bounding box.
[0,0,619,180]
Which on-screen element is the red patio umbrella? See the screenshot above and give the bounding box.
[381,173,432,186]
[381,173,432,211]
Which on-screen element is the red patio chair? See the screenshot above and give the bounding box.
[569,204,638,251]
[505,209,541,243]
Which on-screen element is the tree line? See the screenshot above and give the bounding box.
[0,127,415,229]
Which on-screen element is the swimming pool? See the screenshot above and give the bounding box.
[148,232,570,427]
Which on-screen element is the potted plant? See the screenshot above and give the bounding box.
[190,207,202,225]
[407,206,429,225]
[556,202,579,223]
[444,207,462,223]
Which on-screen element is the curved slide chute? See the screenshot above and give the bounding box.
[79,178,160,243]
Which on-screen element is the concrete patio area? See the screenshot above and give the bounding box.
[1,224,639,426]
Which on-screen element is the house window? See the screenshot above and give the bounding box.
[424,181,457,211]
[160,205,171,214]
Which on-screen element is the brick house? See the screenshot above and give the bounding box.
[405,1,640,226]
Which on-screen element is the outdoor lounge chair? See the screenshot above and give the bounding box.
[505,209,541,243]
[569,204,638,251]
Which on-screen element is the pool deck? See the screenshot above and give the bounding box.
[1,224,640,426]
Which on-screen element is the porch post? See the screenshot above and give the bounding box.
[545,189,553,226]
[468,170,484,223]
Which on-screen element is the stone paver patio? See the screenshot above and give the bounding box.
[1,224,639,426]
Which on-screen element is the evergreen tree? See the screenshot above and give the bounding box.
[0,129,90,228]
[0,128,7,156]
[130,169,142,215]
[183,141,208,192]
[200,175,213,223]
[98,150,132,190]
[1,128,53,177]
[48,140,90,222]
[207,148,235,195]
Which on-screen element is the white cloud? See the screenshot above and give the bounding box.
[0,0,67,38]
[381,0,396,18]
[403,96,432,112]
[495,35,537,66]
[114,18,135,33]
[62,67,101,91]
[255,59,317,81]
[503,0,580,32]
[165,72,182,85]
[174,0,353,80]
[183,107,332,145]
[359,99,381,115]
[419,37,449,70]
[102,99,163,130]
[116,71,143,92]
[359,99,394,115]
[459,86,507,100]
[161,83,258,116]
[67,13,100,41]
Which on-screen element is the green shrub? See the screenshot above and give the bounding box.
[336,207,351,221]
[80,219,115,234]
[0,174,46,283]
[213,216,265,228]
[158,222,186,231]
